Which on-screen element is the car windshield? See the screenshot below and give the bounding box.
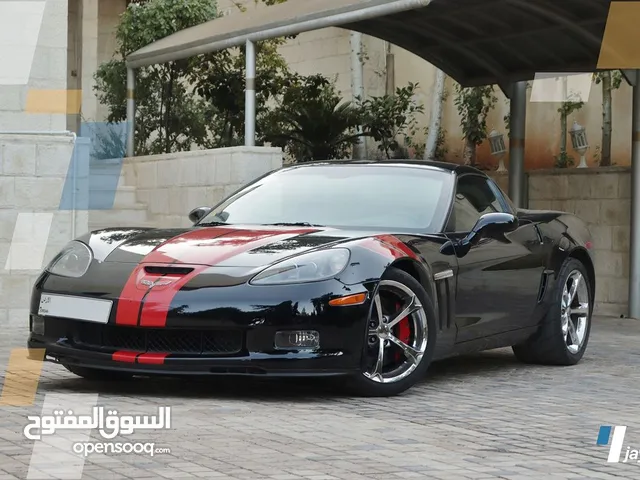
[200,164,454,233]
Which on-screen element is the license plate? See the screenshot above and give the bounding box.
[38,294,112,324]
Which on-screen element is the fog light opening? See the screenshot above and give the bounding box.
[274,330,320,350]
[32,316,44,335]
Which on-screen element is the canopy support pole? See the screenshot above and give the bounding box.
[629,70,640,319]
[126,67,136,157]
[245,39,256,147]
[508,81,527,208]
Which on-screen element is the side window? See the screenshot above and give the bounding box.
[446,175,505,232]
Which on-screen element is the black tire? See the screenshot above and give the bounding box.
[63,364,134,381]
[513,258,593,365]
[346,267,437,397]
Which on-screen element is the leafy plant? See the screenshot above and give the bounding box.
[95,0,294,155]
[192,40,293,148]
[594,70,623,166]
[454,84,498,166]
[94,0,219,155]
[503,98,511,138]
[360,83,424,159]
[261,74,363,162]
[557,81,584,161]
[408,127,447,161]
[554,151,574,168]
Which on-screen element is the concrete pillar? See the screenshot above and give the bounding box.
[245,39,256,147]
[80,0,99,123]
[508,81,527,208]
[629,70,640,319]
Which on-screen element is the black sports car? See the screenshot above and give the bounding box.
[28,161,595,396]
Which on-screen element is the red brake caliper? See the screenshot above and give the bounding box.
[394,301,411,362]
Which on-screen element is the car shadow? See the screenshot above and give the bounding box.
[42,348,527,401]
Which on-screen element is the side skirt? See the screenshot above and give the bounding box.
[435,326,539,360]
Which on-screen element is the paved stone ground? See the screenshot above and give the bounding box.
[2,316,640,480]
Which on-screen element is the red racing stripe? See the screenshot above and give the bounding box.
[141,227,238,264]
[139,228,316,327]
[114,228,237,326]
[112,351,139,363]
[115,265,165,325]
[137,353,168,365]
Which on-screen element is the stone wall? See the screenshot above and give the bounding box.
[89,147,283,230]
[492,167,630,317]
[0,133,90,327]
[527,167,630,317]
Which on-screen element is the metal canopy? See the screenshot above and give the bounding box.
[126,0,612,89]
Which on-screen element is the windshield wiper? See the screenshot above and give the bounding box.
[266,222,325,227]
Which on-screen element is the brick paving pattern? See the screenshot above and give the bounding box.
[1,316,640,479]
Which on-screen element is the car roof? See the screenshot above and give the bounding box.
[278,159,487,177]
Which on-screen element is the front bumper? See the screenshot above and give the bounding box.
[28,278,374,377]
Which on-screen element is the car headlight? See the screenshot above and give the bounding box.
[46,241,93,278]
[250,248,351,285]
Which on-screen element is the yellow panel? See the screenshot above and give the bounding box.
[25,89,82,114]
[598,2,640,69]
[0,348,46,406]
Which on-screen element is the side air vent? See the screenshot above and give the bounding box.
[537,271,552,303]
[144,266,194,275]
[434,279,453,331]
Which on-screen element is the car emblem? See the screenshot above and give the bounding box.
[140,278,174,288]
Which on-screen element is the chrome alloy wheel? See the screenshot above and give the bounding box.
[561,270,589,354]
[363,280,429,384]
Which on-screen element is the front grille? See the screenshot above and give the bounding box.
[46,318,243,355]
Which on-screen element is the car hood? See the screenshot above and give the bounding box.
[85,225,358,268]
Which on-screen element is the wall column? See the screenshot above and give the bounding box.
[629,70,640,319]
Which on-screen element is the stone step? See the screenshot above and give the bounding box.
[113,186,137,205]
[87,186,137,209]
[88,208,149,230]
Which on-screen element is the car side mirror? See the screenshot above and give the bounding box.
[469,212,519,243]
[440,213,519,257]
[188,206,212,224]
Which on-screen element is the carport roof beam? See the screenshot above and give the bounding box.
[126,0,431,69]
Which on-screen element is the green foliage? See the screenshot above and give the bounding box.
[91,127,127,161]
[407,127,447,161]
[359,83,424,159]
[454,84,498,147]
[261,74,363,162]
[554,151,574,168]
[594,70,623,89]
[503,97,511,138]
[192,40,292,148]
[557,98,584,119]
[94,0,294,155]
[557,84,584,157]
[94,0,219,155]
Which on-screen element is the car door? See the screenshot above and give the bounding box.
[445,174,545,343]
